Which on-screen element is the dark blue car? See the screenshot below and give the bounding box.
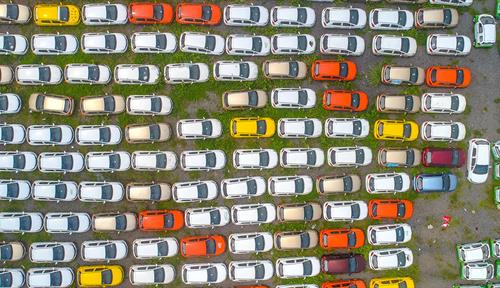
[413,173,458,193]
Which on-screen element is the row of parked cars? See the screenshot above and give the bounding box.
[456,240,500,282]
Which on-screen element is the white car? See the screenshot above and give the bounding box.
[490,239,500,257]
[64,64,111,84]
[277,118,322,138]
[369,248,413,270]
[27,267,74,288]
[180,150,226,171]
[131,151,177,171]
[327,146,372,167]
[29,242,77,263]
[229,260,274,282]
[0,151,37,172]
[213,61,258,81]
[457,242,491,263]
[75,125,122,145]
[81,3,127,25]
[271,34,316,55]
[0,93,22,114]
[176,119,222,139]
[275,257,320,279]
[126,182,171,202]
[426,34,471,56]
[325,118,369,138]
[182,263,227,285]
[85,151,131,172]
[321,7,367,29]
[179,32,224,55]
[0,212,43,233]
[473,14,496,47]
[27,125,73,145]
[421,93,466,114]
[366,172,411,194]
[126,95,172,116]
[367,223,412,245]
[172,180,218,203]
[164,63,209,84]
[228,232,273,254]
[421,121,466,141]
[223,5,269,26]
[31,34,78,55]
[38,152,84,173]
[78,181,124,203]
[220,176,266,199]
[0,33,28,55]
[280,148,325,168]
[92,212,137,232]
[319,34,365,56]
[232,149,278,170]
[372,34,417,57]
[15,64,63,85]
[462,262,494,280]
[81,32,128,54]
[271,88,316,108]
[323,201,368,222]
[44,212,91,234]
[467,138,491,184]
[31,180,78,202]
[270,6,315,27]
[0,123,25,145]
[369,8,414,30]
[0,269,24,288]
[226,34,270,56]
[0,179,30,200]
[184,206,230,229]
[129,264,175,285]
[114,64,160,85]
[268,175,313,196]
[81,240,128,262]
[231,203,276,225]
[429,0,473,6]
[131,32,176,53]
[132,237,178,259]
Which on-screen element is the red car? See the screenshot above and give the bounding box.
[176,3,221,25]
[311,60,357,81]
[322,280,366,288]
[180,235,226,258]
[320,228,365,249]
[322,90,368,112]
[422,147,465,168]
[138,210,184,231]
[128,2,173,24]
[321,254,366,275]
[368,199,414,220]
[425,66,471,88]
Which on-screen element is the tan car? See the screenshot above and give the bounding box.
[0,65,13,84]
[274,230,318,250]
[29,93,74,115]
[222,90,267,110]
[92,212,136,232]
[262,60,307,80]
[376,94,420,113]
[378,147,421,168]
[125,123,171,143]
[415,8,459,28]
[381,65,425,86]
[80,95,125,115]
[126,182,171,202]
[316,174,362,194]
[0,241,25,261]
[277,202,322,222]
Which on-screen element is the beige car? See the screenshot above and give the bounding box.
[0,4,31,24]
[0,241,25,261]
[126,182,171,202]
[378,148,421,168]
[415,8,459,28]
[316,174,362,194]
[274,230,318,250]
[0,65,13,84]
[380,65,425,86]
[92,212,136,232]
[29,93,74,115]
[125,123,171,143]
[376,94,420,113]
[277,202,322,222]
[222,90,267,110]
[262,60,307,79]
[80,95,125,115]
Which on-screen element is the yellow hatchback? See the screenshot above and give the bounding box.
[77,265,124,287]
[374,119,418,141]
[370,277,415,288]
[34,4,80,26]
[230,117,276,138]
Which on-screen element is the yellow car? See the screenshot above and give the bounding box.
[34,4,80,26]
[370,277,414,288]
[374,119,418,141]
[230,117,276,138]
[77,265,124,287]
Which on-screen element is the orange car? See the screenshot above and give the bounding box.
[128,2,173,24]
[368,199,414,220]
[180,235,226,258]
[176,3,221,25]
[311,60,357,81]
[138,210,184,231]
[322,279,366,288]
[319,228,365,249]
[323,90,368,112]
[425,66,471,88]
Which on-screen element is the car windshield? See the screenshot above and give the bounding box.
[197,183,208,199]
[289,62,299,77]
[99,127,111,142]
[251,37,262,52]
[138,67,150,82]
[296,8,307,23]
[67,216,79,231]
[207,267,217,282]
[303,261,312,275]
[355,149,365,164]
[109,154,121,169]
[188,64,200,80]
[2,35,15,51]
[249,7,260,21]
[0,96,7,111]
[443,9,452,24]
[105,244,116,258]
[352,120,362,136]
[6,183,19,198]
[13,154,25,169]
[0,273,12,287]
[105,5,117,20]
[403,124,412,138]
[343,176,353,192]
[394,175,404,190]
[115,215,126,230]
[155,34,167,49]
[247,179,257,195]
[397,11,406,25]
[246,91,258,107]
[239,63,250,78]
[53,245,64,260]
[209,210,220,225]
[297,35,307,51]
[206,239,216,254]
[54,184,67,199]
[60,155,73,170]
[152,4,163,20]
[149,185,161,200]
[88,65,100,81]
[254,264,265,279]
[397,252,407,267]
[104,35,116,50]
[397,203,406,217]
[48,127,62,142]
[455,37,465,51]
[53,36,67,51]
[306,150,316,165]
[254,235,265,250]
[348,257,357,272]
[205,36,216,51]
[103,96,115,111]
[294,178,305,193]
[257,206,267,221]
[6,4,18,19]
[303,205,314,220]
[401,38,410,53]
[0,245,12,260]
[339,63,348,77]
[449,124,460,139]
[154,268,165,282]
[405,150,415,165]
[473,164,489,175]
[442,174,451,191]
[300,232,310,248]
[456,70,464,84]
[205,152,216,167]
[395,227,405,241]
[350,9,359,24]
[39,67,51,82]
[157,241,168,256]
[409,68,419,83]
[1,126,13,141]
[19,215,32,231]
[59,7,69,21]
[101,185,112,200]
[257,151,269,166]
[347,232,356,247]
[350,93,360,108]
[351,204,360,218]
[345,37,357,53]
[101,270,112,285]
[303,121,315,136]
[256,120,267,135]
[198,5,212,21]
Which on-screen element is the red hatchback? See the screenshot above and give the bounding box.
[138,210,184,231]
[322,280,366,288]
[176,3,221,25]
[322,90,368,112]
[321,254,366,275]
[128,2,174,24]
[422,147,465,168]
[180,235,226,257]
